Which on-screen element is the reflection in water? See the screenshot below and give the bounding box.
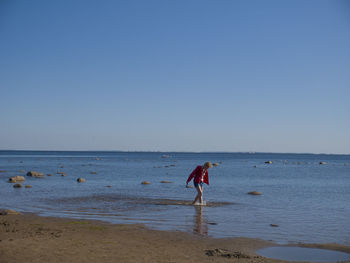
[193,205,208,235]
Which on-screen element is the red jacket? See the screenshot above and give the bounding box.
[186,165,209,185]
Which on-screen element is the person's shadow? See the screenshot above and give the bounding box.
[193,205,208,235]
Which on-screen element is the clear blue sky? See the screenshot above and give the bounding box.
[1,0,349,153]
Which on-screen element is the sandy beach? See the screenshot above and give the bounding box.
[1,211,349,263]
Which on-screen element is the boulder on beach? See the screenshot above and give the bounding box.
[141,181,150,185]
[248,191,262,195]
[8,176,26,183]
[13,183,22,188]
[77,178,86,183]
[265,161,273,164]
[25,185,32,188]
[160,180,173,183]
[0,209,21,215]
[26,171,45,178]
[319,162,327,165]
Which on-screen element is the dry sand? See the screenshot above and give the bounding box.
[0,212,349,263]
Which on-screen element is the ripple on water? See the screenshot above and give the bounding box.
[257,247,350,262]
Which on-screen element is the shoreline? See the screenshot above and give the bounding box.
[1,211,350,263]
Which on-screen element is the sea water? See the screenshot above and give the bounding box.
[0,151,349,245]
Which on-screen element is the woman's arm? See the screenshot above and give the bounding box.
[186,166,199,184]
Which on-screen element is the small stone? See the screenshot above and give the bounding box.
[77,178,86,183]
[90,171,97,174]
[8,176,25,183]
[47,174,53,176]
[25,185,32,188]
[141,181,150,185]
[57,172,65,174]
[319,162,327,165]
[270,224,279,227]
[26,171,45,178]
[61,173,67,177]
[265,161,273,164]
[213,163,219,167]
[95,158,100,160]
[186,185,193,188]
[253,165,257,168]
[248,191,262,195]
[60,166,64,168]
[106,185,112,188]
[13,183,22,188]
[160,181,173,183]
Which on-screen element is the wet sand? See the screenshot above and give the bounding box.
[0,211,349,263]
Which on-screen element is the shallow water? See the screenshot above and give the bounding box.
[256,247,350,262]
[0,151,349,244]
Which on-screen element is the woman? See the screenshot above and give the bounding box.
[186,162,212,205]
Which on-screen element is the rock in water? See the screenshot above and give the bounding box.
[47,174,53,176]
[90,171,97,174]
[213,163,219,167]
[265,161,273,164]
[248,191,262,195]
[26,171,45,178]
[77,178,86,183]
[0,209,21,215]
[25,185,32,188]
[141,181,150,185]
[8,176,26,183]
[270,224,279,227]
[319,162,327,165]
[13,183,22,188]
[160,180,173,183]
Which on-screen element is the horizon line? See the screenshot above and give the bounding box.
[0,149,349,156]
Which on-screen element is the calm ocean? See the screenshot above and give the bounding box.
[0,151,349,245]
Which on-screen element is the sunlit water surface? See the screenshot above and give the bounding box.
[1,151,349,245]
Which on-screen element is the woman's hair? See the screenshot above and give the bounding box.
[204,162,213,168]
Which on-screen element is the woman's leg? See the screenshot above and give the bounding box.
[199,184,204,203]
[193,185,203,204]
